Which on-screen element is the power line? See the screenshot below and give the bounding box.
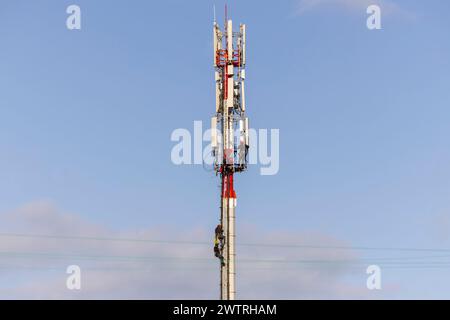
[1,263,450,272]
[1,232,450,253]
[2,250,450,267]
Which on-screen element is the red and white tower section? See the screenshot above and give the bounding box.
[211,13,249,300]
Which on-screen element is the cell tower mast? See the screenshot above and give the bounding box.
[211,8,249,300]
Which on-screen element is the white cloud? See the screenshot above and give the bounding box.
[0,201,376,299]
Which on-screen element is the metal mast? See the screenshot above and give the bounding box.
[211,8,249,300]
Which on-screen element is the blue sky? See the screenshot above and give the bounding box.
[1,0,450,299]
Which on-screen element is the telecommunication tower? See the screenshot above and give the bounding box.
[211,8,249,300]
